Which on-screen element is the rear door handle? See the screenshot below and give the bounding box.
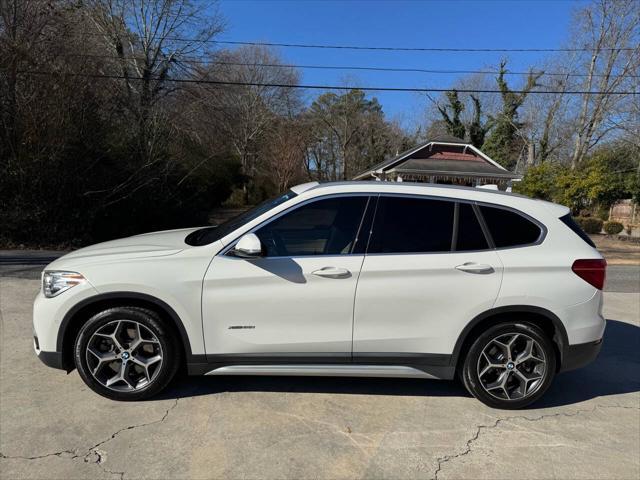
[311,267,351,279]
[455,262,495,274]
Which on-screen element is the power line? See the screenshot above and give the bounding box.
[19,70,640,95]
[170,38,639,53]
[77,32,638,53]
[63,53,638,79]
[200,60,639,79]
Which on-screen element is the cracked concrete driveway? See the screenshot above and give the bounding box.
[1,273,639,479]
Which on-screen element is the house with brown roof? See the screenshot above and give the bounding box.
[353,135,521,190]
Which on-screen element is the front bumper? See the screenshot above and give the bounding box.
[37,350,65,370]
[560,338,603,372]
[34,335,66,370]
[33,279,99,359]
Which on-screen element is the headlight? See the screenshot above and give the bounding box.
[43,271,85,298]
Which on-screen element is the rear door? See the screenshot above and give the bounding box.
[353,196,503,362]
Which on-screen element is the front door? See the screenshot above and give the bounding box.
[202,195,372,358]
[353,196,503,362]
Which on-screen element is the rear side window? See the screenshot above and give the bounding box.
[368,196,454,253]
[455,203,489,251]
[560,213,596,248]
[479,205,542,248]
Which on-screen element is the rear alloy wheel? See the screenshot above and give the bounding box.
[74,307,180,401]
[462,323,556,409]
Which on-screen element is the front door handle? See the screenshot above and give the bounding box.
[311,267,351,279]
[455,262,495,274]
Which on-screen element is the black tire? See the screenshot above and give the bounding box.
[461,322,556,409]
[74,306,181,401]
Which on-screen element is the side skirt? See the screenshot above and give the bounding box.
[187,353,455,380]
[205,364,438,378]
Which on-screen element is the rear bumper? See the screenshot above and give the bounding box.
[560,339,603,372]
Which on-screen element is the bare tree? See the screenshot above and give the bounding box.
[263,119,308,192]
[568,0,640,168]
[522,71,573,164]
[0,0,59,164]
[192,45,301,202]
[85,0,224,168]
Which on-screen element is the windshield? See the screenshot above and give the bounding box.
[185,190,298,246]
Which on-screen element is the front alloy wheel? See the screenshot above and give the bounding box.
[86,320,163,392]
[462,322,556,409]
[74,307,180,401]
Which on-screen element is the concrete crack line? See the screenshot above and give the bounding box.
[83,398,180,460]
[0,450,77,461]
[431,403,639,480]
[0,398,180,480]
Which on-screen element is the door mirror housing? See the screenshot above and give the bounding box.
[233,233,263,258]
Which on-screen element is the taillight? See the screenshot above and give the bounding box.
[572,259,607,290]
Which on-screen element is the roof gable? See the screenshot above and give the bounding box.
[353,138,512,180]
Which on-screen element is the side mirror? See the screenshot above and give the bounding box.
[233,233,263,258]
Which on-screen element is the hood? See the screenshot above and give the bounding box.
[49,227,201,267]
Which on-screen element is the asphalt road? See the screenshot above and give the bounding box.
[0,254,639,479]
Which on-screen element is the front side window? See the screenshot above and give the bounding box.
[368,196,455,254]
[479,205,542,248]
[255,196,369,257]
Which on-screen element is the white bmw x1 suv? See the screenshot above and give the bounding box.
[33,181,606,409]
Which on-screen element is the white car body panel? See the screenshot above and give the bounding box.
[33,281,100,352]
[353,250,503,355]
[202,254,365,353]
[32,181,606,383]
[38,235,224,356]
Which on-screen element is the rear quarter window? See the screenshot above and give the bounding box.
[559,214,596,248]
[479,205,542,248]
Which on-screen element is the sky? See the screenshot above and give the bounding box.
[216,0,585,129]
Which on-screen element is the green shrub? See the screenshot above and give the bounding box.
[603,221,624,235]
[576,217,603,234]
[596,205,610,221]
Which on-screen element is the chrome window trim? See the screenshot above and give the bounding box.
[217,190,547,259]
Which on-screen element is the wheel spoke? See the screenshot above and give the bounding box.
[131,354,161,367]
[485,371,508,391]
[478,351,506,378]
[506,333,520,360]
[87,346,103,360]
[128,323,144,351]
[121,363,137,389]
[106,370,124,388]
[89,347,117,363]
[108,321,125,351]
[478,365,492,378]
[516,368,543,382]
